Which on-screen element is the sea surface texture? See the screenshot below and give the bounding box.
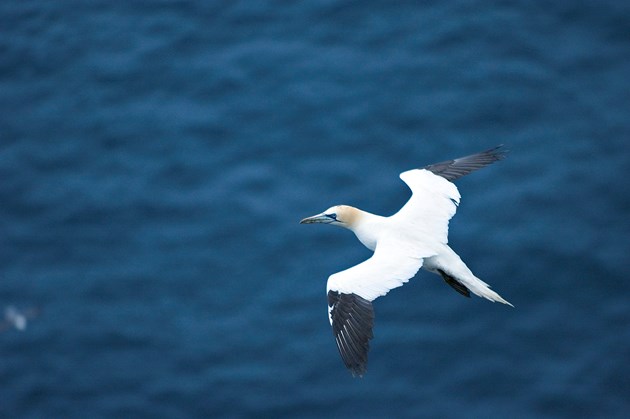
[1,1,629,418]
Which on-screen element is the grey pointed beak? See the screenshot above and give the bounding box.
[300,213,332,224]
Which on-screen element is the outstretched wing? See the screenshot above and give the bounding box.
[395,168,461,244]
[326,239,427,376]
[394,146,505,244]
[422,146,506,182]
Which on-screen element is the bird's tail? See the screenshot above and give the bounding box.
[426,247,513,307]
[463,275,514,307]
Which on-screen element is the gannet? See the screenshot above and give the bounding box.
[300,146,512,376]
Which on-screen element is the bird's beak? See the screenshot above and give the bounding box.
[300,213,332,224]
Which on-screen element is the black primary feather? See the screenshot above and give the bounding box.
[422,146,507,182]
[328,291,374,377]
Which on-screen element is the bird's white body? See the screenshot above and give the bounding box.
[300,147,512,376]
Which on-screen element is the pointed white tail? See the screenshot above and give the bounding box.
[424,246,513,307]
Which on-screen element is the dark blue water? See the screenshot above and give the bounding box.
[2,1,629,417]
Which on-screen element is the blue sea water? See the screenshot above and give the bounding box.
[1,1,630,417]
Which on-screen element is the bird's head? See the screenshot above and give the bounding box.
[300,205,361,228]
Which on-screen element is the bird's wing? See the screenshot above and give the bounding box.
[394,147,505,244]
[394,168,461,244]
[421,146,506,182]
[326,239,426,376]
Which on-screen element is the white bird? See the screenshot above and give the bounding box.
[300,146,512,376]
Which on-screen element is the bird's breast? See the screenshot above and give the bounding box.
[355,231,378,251]
[351,217,388,252]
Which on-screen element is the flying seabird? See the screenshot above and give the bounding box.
[300,146,512,376]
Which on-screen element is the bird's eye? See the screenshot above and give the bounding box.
[326,213,338,220]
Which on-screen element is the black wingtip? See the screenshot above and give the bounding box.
[485,144,508,160]
[490,144,510,160]
[328,291,374,377]
[422,145,509,182]
[350,367,367,378]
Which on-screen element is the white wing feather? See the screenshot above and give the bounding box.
[326,237,425,304]
[394,169,461,244]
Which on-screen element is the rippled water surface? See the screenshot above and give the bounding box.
[1,1,629,418]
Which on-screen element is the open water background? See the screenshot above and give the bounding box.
[1,1,629,417]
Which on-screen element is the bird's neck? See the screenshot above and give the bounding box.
[346,210,386,252]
